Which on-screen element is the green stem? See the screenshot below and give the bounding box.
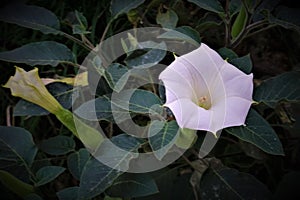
[55,108,104,151]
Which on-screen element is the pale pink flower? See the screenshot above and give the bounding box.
[159,43,253,135]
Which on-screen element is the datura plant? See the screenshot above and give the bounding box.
[0,1,299,200]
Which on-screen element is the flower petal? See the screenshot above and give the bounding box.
[224,97,252,127]
[159,43,254,133]
[165,98,212,131]
[3,67,63,114]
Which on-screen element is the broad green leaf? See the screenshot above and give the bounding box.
[156,9,178,29]
[79,158,122,200]
[113,89,162,114]
[107,173,159,198]
[74,96,115,122]
[139,167,194,200]
[199,168,271,199]
[0,126,37,168]
[67,149,90,180]
[75,90,162,122]
[14,82,74,116]
[105,63,129,92]
[0,3,60,34]
[93,134,143,170]
[187,0,224,14]
[35,166,65,187]
[39,135,75,156]
[79,134,143,199]
[218,48,252,74]
[0,41,74,66]
[218,47,238,60]
[231,4,248,38]
[225,109,284,155]
[57,187,79,200]
[148,120,179,160]
[158,26,201,46]
[230,54,252,74]
[254,71,300,107]
[0,170,34,198]
[125,42,167,68]
[110,0,145,18]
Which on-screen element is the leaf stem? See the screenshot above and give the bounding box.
[60,32,93,51]
[223,0,231,47]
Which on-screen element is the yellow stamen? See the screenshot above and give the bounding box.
[198,96,211,110]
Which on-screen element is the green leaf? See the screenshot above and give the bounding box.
[0,126,37,168]
[0,170,34,198]
[14,82,74,116]
[35,166,65,187]
[230,54,252,74]
[0,3,60,34]
[225,109,284,155]
[75,90,162,123]
[114,89,162,114]
[57,187,79,200]
[231,4,247,39]
[107,173,159,198]
[142,167,194,200]
[0,41,74,66]
[79,158,122,200]
[187,0,224,14]
[254,71,300,107]
[148,120,179,160]
[199,168,271,199]
[111,0,145,18]
[125,42,167,68]
[105,63,129,92]
[67,149,90,180]
[74,95,115,122]
[218,48,252,74]
[218,47,238,60]
[158,26,201,46]
[39,135,75,156]
[156,9,178,29]
[79,134,143,199]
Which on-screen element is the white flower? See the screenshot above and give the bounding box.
[159,43,253,135]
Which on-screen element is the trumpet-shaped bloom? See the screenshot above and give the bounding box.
[159,43,253,134]
[4,67,103,150]
[3,67,63,114]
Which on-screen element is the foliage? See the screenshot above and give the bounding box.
[0,0,300,199]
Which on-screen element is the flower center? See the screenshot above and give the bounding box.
[198,96,211,110]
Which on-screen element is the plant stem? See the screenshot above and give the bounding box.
[60,32,93,51]
[223,0,231,47]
